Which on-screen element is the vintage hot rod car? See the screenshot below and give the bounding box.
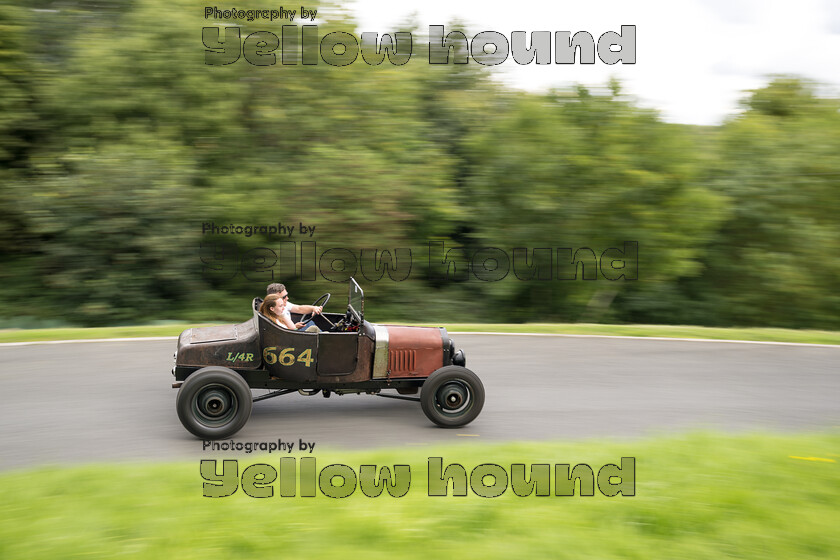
[172,278,483,438]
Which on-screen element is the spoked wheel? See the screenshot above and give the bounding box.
[176,367,253,439]
[421,366,485,428]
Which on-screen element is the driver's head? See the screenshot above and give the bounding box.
[266,283,286,296]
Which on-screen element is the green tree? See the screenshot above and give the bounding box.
[693,77,840,328]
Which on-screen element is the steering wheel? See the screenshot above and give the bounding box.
[299,293,334,329]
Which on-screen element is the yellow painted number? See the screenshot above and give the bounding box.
[278,348,296,366]
[263,346,277,365]
[297,348,313,367]
[264,347,314,368]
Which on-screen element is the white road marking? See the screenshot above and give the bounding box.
[1,332,838,348]
[0,336,177,347]
[448,332,840,348]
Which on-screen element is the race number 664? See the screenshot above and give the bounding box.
[263,347,314,367]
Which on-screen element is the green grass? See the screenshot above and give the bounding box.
[435,323,840,345]
[1,322,839,345]
[0,324,216,343]
[0,432,838,559]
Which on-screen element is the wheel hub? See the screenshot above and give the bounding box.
[201,391,229,416]
[437,381,469,413]
[194,384,238,424]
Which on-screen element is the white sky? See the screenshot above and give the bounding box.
[341,0,840,125]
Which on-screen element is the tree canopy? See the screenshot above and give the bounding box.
[1,1,838,328]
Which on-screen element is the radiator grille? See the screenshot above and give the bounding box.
[388,349,416,374]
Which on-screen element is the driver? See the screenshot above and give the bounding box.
[266,283,322,330]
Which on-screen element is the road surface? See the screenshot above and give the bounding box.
[1,335,838,470]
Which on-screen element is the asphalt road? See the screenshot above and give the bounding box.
[1,335,838,471]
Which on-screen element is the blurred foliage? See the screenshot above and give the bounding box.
[0,1,838,327]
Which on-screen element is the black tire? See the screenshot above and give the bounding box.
[420,366,485,428]
[176,367,253,439]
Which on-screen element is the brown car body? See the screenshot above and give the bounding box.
[172,278,480,439]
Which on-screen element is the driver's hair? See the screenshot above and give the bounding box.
[259,293,285,325]
[266,283,286,296]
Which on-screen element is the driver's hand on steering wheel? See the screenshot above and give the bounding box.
[313,306,323,315]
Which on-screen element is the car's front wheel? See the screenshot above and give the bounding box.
[421,366,484,428]
[176,367,253,439]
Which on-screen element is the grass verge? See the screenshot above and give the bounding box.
[1,323,839,345]
[439,323,840,345]
[0,324,214,343]
[0,432,838,558]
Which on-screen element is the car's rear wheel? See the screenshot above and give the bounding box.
[421,366,484,428]
[176,367,252,439]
